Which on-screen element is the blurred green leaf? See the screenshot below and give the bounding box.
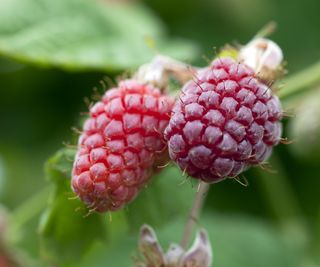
[288,88,320,163]
[0,0,197,72]
[39,148,107,265]
[313,209,320,264]
[0,146,48,208]
[125,165,195,230]
[0,57,23,73]
[72,213,302,267]
[202,214,302,267]
[70,239,136,267]
[0,155,5,197]
[39,148,195,264]
[279,60,320,101]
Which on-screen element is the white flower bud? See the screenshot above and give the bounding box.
[166,244,184,266]
[239,38,283,81]
[135,55,195,89]
[135,56,168,88]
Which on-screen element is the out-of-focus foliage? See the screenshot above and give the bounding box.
[0,0,196,71]
[39,148,107,265]
[0,157,5,196]
[39,148,195,265]
[0,0,320,266]
[289,88,320,162]
[64,214,302,267]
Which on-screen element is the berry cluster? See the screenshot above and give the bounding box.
[164,57,282,183]
[71,80,174,212]
[72,42,284,211]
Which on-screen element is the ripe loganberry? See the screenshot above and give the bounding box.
[164,57,282,183]
[71,80,174,212]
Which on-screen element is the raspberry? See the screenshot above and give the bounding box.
[71,80,174,212]
[164,57,282,183]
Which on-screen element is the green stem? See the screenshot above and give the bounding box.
[278,60,320,100]
[180,181,210,249]
[254,21,277,39]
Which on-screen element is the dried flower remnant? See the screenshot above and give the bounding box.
[135,224,212,267]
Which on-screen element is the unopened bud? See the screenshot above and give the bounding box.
[239,38,284,82]
[135,55,195,89]
[178,230,212,267]
[136,225,213,267]
[166,244,184,266]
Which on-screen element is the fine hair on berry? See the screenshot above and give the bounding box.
[72,79,174,212]
[164,57,282,183]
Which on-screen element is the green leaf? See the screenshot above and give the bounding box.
[39,148,107,265]
[199,214,302,267]
[0,0,197,71]
[289,88,320,162]
[0,154,5,196]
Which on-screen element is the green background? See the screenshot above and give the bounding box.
[0,0,320,266]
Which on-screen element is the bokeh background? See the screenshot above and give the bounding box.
[1,0,320,266]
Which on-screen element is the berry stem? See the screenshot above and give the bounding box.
[279,60,320,100]
[180,181,210,249]
[253,21,277,39]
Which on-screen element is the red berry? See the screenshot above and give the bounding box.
[164,57,282,183]
[72,80,174,212]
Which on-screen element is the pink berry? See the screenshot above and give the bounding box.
[72,80,174,212]
[164,57,282,183]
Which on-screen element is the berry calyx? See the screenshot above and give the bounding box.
[71,79,174,212]
[164,57,282,183]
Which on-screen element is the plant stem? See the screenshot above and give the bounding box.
[180,181,210,249]
[278,60,320,100]
[254,21,277,39]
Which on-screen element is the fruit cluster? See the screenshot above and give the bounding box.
[71,38,284,212]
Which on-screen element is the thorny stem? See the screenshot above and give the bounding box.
[180,181,210,249]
